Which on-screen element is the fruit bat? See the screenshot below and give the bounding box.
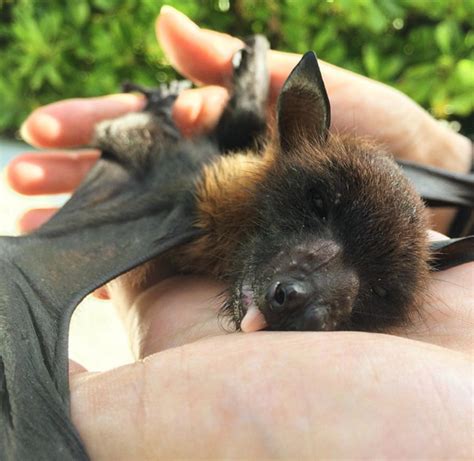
[1,36,473,459]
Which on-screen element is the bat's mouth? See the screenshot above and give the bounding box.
[239,284,268,332]
[237,272,358,332]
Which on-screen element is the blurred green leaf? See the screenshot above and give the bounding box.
[435,20,462,54]
[435,21,453,53]
[453,59,474,88]
[0,0,472,137]
[70,1,90,27]
[448,93,474,116]
[362,44,379,77]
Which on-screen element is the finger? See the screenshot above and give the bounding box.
[92,285,110,300]
[157,7,359,103]
[71,334,472,460]
[156,6,412,137]
[18,208,58,233]
[6,150,99,195]
[158,11,355,101]
[107,272,226,358]
[20,94,144,148]
[131,276,226,357]
[69,359,88,376]
[157,6,243,87]
[173,86,229,136]
[157,6,314,101]
[395,261,474,355]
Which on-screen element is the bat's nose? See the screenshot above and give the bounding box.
[262,264,359,331]
[265,279,311,312]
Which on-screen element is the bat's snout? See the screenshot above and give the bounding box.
[265,280,334,330]
[258,239,360,331]
[265,280,310,312]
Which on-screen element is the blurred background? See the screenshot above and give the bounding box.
[0,0,473,142]
[0,0,472,370]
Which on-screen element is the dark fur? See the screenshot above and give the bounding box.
[223,136,429,331]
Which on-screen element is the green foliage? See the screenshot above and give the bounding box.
[0,0,472,136]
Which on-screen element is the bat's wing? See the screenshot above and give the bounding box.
[215,35,269,153]
[0,84,203,460]
[0,35,267,460]
[398,159,474,208]
[429,236,474,270]
[397,159,474,270]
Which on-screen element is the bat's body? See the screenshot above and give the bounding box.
[1,36,473,459]
[97,38,430,333]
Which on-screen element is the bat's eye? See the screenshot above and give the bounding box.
[311,194,327,221]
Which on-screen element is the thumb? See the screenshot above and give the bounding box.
[156,6,243,87]
[69,359,88,376]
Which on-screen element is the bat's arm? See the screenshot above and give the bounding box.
[215,36,270,153]
[398,159,474,209]
[0,140,201,460]
[398,159,474,269]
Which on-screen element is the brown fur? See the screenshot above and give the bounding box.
[173,151,271,276]
[120,132,430,332]
[113,48,432,332]
[179,132,430,329]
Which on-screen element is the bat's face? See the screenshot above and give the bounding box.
[227,52,429,332]
[230,137,429,332]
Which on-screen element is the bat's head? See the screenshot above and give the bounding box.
[229,52,430,333]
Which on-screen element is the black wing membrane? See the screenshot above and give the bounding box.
[0,36,267,460]
[429,236,474,270]
[398,159,474,270]
[398,159,474,208]
[0,90,204,459]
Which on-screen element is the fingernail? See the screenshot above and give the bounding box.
[105,93,146,109]
[17,210,52,234]
[19,121,33,144]
[22,113,61,146]
[14,161,45,183]
[160,5,199,30]
[160,5,175,15]
[206,87,229,108]
[92,285,110,300]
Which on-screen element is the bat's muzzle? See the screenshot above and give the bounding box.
[258,238,360,331]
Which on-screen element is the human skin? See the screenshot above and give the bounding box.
[6,6,474,460]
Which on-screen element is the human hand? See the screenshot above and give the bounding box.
[69,259,472,459]
[7,6,471,233]
[5,6,473,459]
[70,231,473,460]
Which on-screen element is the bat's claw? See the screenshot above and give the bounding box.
[121,79,192,115]
[121,80,149,94]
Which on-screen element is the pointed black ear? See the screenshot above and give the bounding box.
[277,51,331,150]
